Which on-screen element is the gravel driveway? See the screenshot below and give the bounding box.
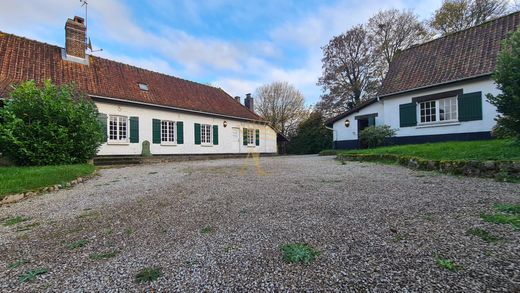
[1,155,519,292]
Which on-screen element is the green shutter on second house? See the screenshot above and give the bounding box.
[243,128,248,145]
[368,117,376,127]
[194,123,201,145]
[176,121,184,144]
[97,113,108,142]
[152,119,161,144]
[458,91,483,121]
[213,125,219,145]
[255,129,260,146]
[399,103,417,127]
[129,116,139,143]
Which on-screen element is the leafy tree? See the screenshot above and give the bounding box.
[367,9,430,79]
[486,28,520,141]
[0,80,103,165]
[287,112,332,154]
[317,25,379,118]
[254,81,308,137]
[430,0,510,35]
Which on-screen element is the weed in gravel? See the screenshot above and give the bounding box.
[200,225,214,234]
[148,171,158,175]
[7,259,29,270]
[281,243,319,264]
[90,250,119,260]
[103,228,113,235]
[15,222,40,232]
[239,208,248,214]
[135,267,162,283]
[481,214,520,228]
[67,239,89,250]
[4,216,31,226]
[494,203,520,214]
[393,233,407,242]
[77,210,99,219]
[125,228,134,235]
[422,214,434,221]
[467,228,501,242]
[435,257,461,271]
[18,268,48,283]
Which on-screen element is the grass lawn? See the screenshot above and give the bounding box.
[0,164,95,199]
[340,139,520,161]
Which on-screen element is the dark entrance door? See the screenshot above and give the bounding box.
[357,116,375,139]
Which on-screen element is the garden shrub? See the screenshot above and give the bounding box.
[0,80,103,165]
[487,27,520,142]
[287,112,332,154]
[358,125,396,148]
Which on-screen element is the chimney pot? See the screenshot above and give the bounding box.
[244,93,254,112]
[65,16,86,59]
[234,96,241,103]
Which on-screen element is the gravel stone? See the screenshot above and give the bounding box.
[0,155,519,292]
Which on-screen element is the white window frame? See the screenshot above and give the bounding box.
[200,124,212,145]
[247,128,255,146]
[161,120,176,145]
[419,96,458,125]
[108,115,129,144]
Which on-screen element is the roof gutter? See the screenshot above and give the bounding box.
[89,94,267,124]
[378,73,492,99]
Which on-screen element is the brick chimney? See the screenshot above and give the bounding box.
[235,96,241,103]
[244,93,254,112]
[65,16,86,59]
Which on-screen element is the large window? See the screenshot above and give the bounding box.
[420,97,457,123]
[161,120,175,143]
[247,128,255,145]
[109,115,128,141]
[201,124,212,144]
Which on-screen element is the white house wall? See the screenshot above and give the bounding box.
[333,102,384,141]
[332,77,500,145]
[95,101,278,156]
[383,78,499,137]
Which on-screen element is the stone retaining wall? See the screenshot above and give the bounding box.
[337,153,520,180]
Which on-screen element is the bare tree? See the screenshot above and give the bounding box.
[317,25,378,118]
[368,9,430,79]
[254,81,307,137]
[430,0,510,35]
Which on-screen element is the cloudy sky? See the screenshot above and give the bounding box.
[0,0,444,105]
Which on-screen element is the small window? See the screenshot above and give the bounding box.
[419,97,458,124]
[109,115,128,141]
[247,128,255,145]
[201,124,212,144]
[161,120,175,143]
[138,83,149,91]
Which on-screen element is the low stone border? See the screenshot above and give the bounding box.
[337,153,520,180]
[0,172,96,205]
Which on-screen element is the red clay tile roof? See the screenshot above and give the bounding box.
[0,31,262,121]
[378,11,520,98]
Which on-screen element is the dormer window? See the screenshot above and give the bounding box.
[138,83,149,91]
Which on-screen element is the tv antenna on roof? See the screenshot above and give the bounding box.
[80,0,103,53]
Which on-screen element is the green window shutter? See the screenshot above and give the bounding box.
[176,121,184,144]
[152,119,161,144]
[194,123,201,145]
[97,113,108,142]
[213,125,219,145]
[458,92,482,121]
[255,129,260,146]
[129,116,139,143]
[368,117,376,126]
[243,128,248,145]
[399,103,417,127]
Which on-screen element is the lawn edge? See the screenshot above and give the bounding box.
[337,153,520,181]
[0,170,97,205]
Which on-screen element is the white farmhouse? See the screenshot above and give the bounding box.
[0,16,279,157]
[327,12,520,149]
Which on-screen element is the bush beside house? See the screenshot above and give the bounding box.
[487,27,520,142]
[358,125,396,148]
[0,80,103,166]
[287,112,332,154]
